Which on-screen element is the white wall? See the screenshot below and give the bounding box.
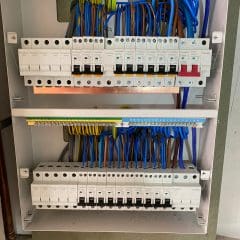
[217,11,240,239]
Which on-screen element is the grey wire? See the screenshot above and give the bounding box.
[65,0,78,37]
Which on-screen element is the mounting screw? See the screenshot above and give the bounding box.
[7,32,18,44]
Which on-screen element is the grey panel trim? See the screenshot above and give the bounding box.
[207,1,240,239]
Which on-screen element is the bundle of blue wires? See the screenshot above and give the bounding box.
[76,126,192,169]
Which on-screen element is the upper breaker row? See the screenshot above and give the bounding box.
[19,37,212,88]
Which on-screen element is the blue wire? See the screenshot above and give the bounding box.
[167,0,175,36]
[96,5,100,36]
[152,0,156,11]
[178,0,199,34]
[98,136,104,168]
[82,136,87,168]
[116,7,122,36]
[155,3,163,36]
[178,127,190,169]
[73,3,81,36]
[181,87,190,109]
[153,138,158,169]
[124,135,131,169]
[115,136,122,169]
[201,0,210,37]
[181,0,199,22]
[141,129,148,169]
[127,5,131,35]
[134,137,139,169]
[181,4,193,109]
[108,137,114,168]
[192,128,197,166]
[104,11,117,31]
[160,136,167,169]
[89,136,95,168]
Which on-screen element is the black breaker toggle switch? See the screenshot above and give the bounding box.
[72,65,81,74]
[114,64,123,74]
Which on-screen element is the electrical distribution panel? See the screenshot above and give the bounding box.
[0,0,230,237]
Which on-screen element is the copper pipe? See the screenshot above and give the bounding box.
[0,133,16,240]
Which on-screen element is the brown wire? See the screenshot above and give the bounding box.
[149,136,152,168]
[162,1,167,36]
[130,3,135,36]
[91,4,96,36]
[101,7,105,37]
[148,3,156,36]
[121,135,125,168]
[103,6,108,37]
[172,138,179,168]
[141,5,146,36]
[172,0,178,36]
[177,15,185,38]
[122,9,126,35]
[94,136,98,167]
[80,3,84,36]
[130,137,134,168]
[167,138,172,168]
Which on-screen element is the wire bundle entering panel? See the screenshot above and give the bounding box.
[66,0,202,38]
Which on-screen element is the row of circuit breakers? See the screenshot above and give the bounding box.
[31,162,201,211]
[18,37,212,88]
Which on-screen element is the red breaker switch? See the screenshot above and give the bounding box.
[178,64,200,77]
[191,65,200,77]
[178,65,188,76]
